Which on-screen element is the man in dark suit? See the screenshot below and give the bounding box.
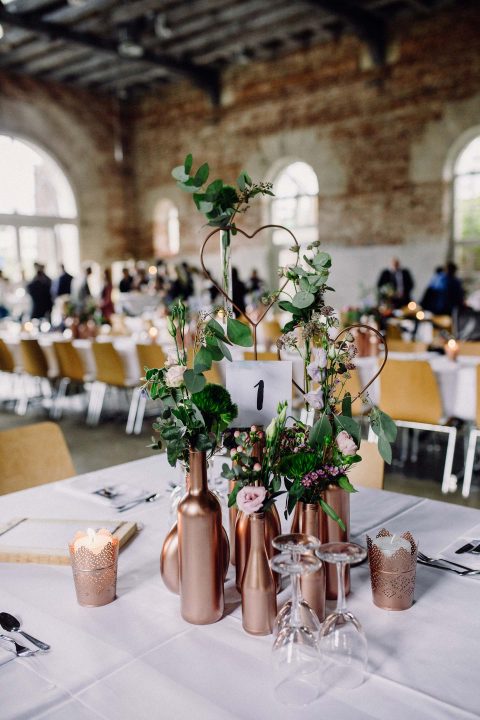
[52,264,73,298]
[27,263,53,319]
[377,258,414,308]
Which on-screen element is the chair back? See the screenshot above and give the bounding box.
[258,319,282,350]
[387,340,428,353]
[0,339,15,373]
[0,421,75,495]
[136,344,167,374]
[53,341,86,382]
[244,351,278,361]
[186,347,223,385]
[92,342,126,386]
[379,359,442,424]
[20,339,49,378]
[348,441,384,489]
[457,341,480,357]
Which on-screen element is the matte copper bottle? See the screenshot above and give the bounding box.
[241,513,277,635]
[178,449,225,624]
[320,486,350,600]
[235,503,281,592]
[161,472,229,594]
[299,503,326,622]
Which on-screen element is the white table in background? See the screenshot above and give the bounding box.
[1,455,479,719]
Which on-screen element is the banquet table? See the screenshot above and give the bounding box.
[1,456,480,720]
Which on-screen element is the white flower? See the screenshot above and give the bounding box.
[165,352,179,368]
[304,390,324,410]
[165,365,186,388]
[307,347,328,381]
[336,430,358,456]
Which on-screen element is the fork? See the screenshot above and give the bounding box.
[417,551,474,572]
[0,634,38,657]
[417,559,480,576]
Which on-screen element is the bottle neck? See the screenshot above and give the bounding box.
[188,449,208,494]
[249,512,266,547]
[303,503,319,537]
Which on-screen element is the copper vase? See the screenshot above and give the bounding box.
[177,449,225,624]
[320,485,350,600]
[241,513,277,635]
[228,479,237,565]
[235,502,281,593]
[299,503,326,622]
[161,470,229,594]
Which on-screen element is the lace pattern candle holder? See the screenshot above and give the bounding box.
[69,536,119,607]
[366,528,418,611]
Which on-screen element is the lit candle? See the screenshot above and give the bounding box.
[416,311,425,321]
[445,338,458,361]
[372,533,411,558]
[72,527,113,555]
[407,301,417,311]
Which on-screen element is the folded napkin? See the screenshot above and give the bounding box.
[439,526,480,572]
[57,477,152,509]
[0,640,16,667]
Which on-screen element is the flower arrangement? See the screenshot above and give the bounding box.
[143,300,252,467]
[222,402,288,514]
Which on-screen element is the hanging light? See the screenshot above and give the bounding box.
[154,14,173,40]
[117,27,144,58]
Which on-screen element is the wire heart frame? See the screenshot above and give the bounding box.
[200,224,299,359]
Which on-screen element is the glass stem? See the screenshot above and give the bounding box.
[335,561,347,614]
[290,551,301,627]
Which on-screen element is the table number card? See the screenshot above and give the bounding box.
[226,360,292,427]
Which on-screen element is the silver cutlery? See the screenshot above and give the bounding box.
[0,612,50,651]
[417,559,480,576]
[116,492,161,512]
[417,551,474,572]
[92,486,119,499]
[0,634,38,657]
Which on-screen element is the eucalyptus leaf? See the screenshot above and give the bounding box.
[194,346,212,371]
[184,369,206,393]
[194,163,209,186]
[378,436,393,464]
[227,317,253,347]
[184,153,193,174]
[309,414,332,450]
[292,291,315,309]
[171,165,189,182]
[342,393,352,418]
[218,339,232,361]
[371,409,398,443]
[312,252,332,269]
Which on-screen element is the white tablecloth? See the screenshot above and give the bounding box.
[1,455,480,719]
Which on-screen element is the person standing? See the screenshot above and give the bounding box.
[100,268,114,322]
[119,268,134,293]
[27,263,53,319]
[52,264,73,298]
[436,262,465,315]
[377,258,414,308]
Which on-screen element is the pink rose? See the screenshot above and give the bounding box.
[304,390,324,410]
[236,485,266,514]
[336,430,358,456]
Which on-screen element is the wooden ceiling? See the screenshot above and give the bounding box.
[0,0,455,100]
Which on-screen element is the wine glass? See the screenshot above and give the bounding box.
[316,541,368,689]
[270,548,322,706]
[271,533,322,638]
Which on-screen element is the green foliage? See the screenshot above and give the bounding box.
[226,317,252,347]
[309,414,332,450]
[279,452,318,479]
[369,407,397,464]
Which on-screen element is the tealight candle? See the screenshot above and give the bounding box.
[445,338,458,361]
[372,534,411,558]
[367,529,418,611]
[69,528,119,607]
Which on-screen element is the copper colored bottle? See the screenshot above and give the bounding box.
[228,479,237,565]
[300,504,326,622]
[161,471,229,594]
[235,503,281,592]
[320,486,350,600]
[178,450,225,624]
[241,513,277,635]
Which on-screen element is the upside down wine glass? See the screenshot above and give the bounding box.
[316,542,368,689]
[270,540,322,706]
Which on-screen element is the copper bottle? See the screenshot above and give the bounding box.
[320,485,350,600]
[178,449,225,624]
[299,503,326,622]
[228,479,237,565]
[235,503,281,592]
[161,471,229,594]
[241,513,277,635]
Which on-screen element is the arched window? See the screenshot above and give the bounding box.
[453,136,480,275]
[270,161,319,246]
[0,134,79,281]
[153,199,180,257]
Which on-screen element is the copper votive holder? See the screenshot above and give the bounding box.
[366,529,418,611]
[69,538,119,607]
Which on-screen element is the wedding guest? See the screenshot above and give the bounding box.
[52,264,73,298]
[232,266,247,317]
[421,266,444,313]
[119,267,134,293]
[435,262,465,315]
[248,269,264,293]
[377,258,414,308]
[27,263,53,319]
[100,268,115,322]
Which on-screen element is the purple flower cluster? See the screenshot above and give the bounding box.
[280,425,309,454]
[301,465,346,488]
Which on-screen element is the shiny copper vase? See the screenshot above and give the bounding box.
[228,479,237,566]
[241,513,277,635]
[161,469,229,594]
[177,449,225,624]
[320,485,350,600]
[235,503,281,593]
[299,503,326,622]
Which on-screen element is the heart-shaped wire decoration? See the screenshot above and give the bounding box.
[200,224,299,358]
[291,323,388,401]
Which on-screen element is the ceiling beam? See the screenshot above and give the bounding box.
[304,0,387,65]
[0,2,221,102]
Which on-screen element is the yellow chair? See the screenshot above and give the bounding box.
[51,341,89,419]
[257,319,282,351]
[379,359,456,494]
[0,421,75,495]
[463,365,480,498]
[244,351,278,361]
[385,324,402,341]
[87,342,136,426]
[186,347,223,385]
[126,344,168,435]
[18,339,54,415]
[457,341,480,357]
[0,339,15,374]
[348,441,384,489]
[387,340,428,353]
